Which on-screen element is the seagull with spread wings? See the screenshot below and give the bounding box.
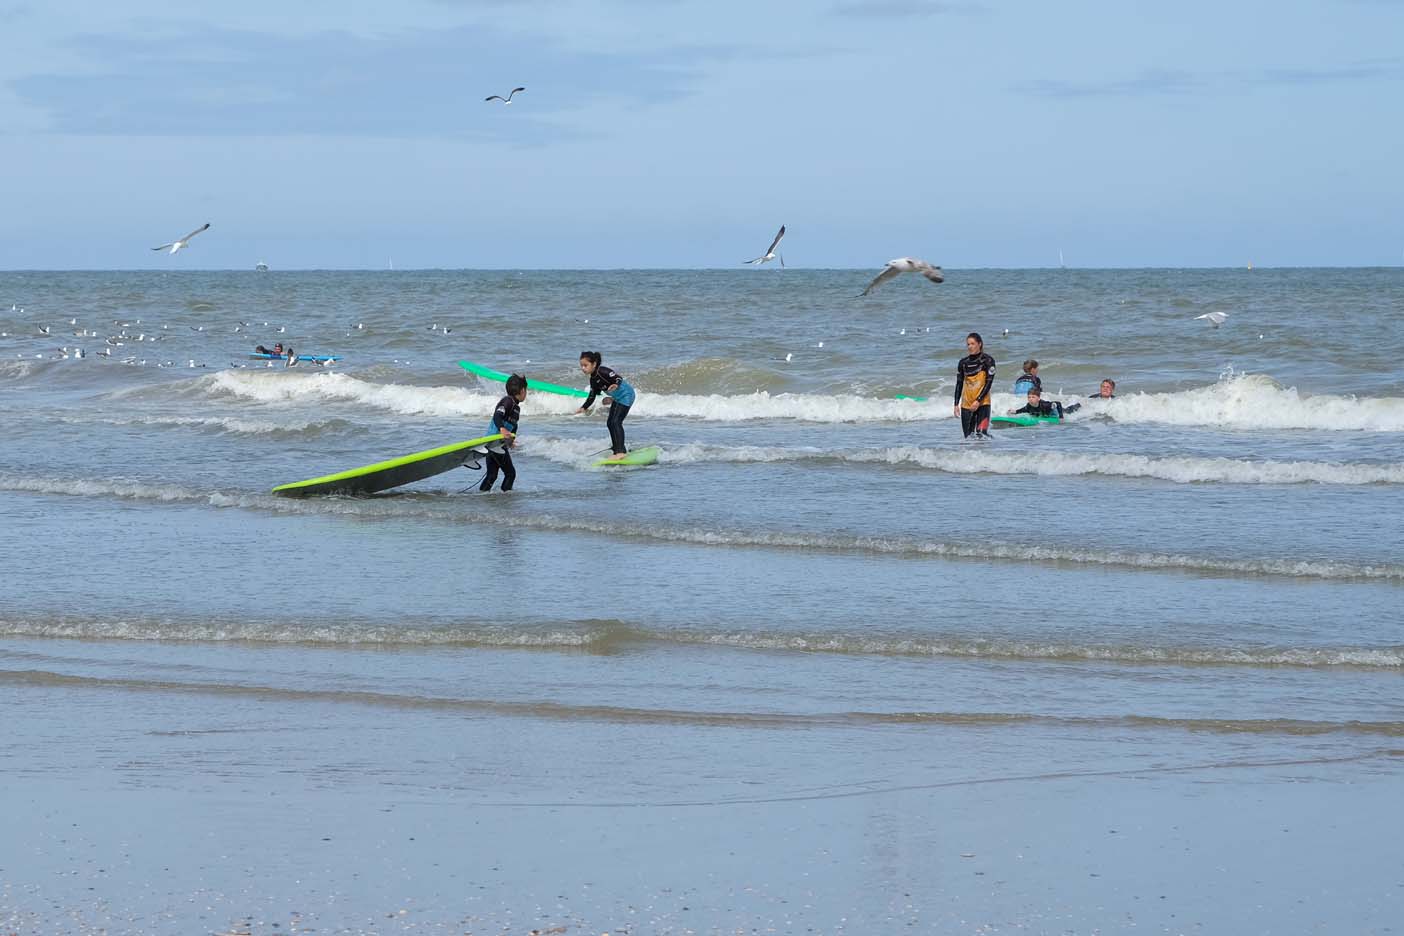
[485,87,526,104]
[860,257,944,296]
[1195,311,1229,327]
[152,223,210,255]
[744,225,786,267]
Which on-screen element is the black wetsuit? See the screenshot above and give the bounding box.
[1013,400,1080,418]
[1013,373,1042,394]
[481,394,520,492]
[955,352,996,437]
[582,365,634,455]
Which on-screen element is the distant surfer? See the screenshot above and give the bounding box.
[481,373,527,492]
[1007,387,1079,419]
[954,332,995,438]
[1096,379,1116,399]
[576,351,636,460]
[1013,359,1041,395]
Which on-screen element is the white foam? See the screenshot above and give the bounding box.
[57,413,352,437]
[1077,374,1404,432]
[2,613,1398,668]
[0,615,611,648]
[675,631,1404,668]
[4,472,1401,580]
[519,436,1404,485]
[181,371,1404,431]
[196,371,944,422]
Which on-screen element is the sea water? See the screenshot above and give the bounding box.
[2,268,1402,933]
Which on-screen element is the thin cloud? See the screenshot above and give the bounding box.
[1017,59,1404,98]
[1016,68,1202,98]
[832,0,985,16]
[1252,58,1404,85]
[7,25,733,141]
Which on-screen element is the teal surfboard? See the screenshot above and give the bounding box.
[895,394,928,402]
[990,414,1061,428]
[459,360,588,398]
[249,352,341,363]
[273,434,505,497]
[592,446,660,467]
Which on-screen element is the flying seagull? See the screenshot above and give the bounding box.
[744,225,786,267]
[860,257,945,296]
[485,87,526,104]
[1195,311,1229,327]
[152,223,210,255]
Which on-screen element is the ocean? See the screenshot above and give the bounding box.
[2,267,1402,934]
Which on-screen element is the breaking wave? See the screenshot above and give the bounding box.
[173,370,1404,431]
[519,436,1404,485]
[4,472,1401,581]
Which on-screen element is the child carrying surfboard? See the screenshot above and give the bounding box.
[575,351,636,460]
[481,373,527,492]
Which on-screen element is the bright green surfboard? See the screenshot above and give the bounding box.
[990,414,1061,428]
[592,446,660,467]
[458,359,588,398]
[273,434,505,497]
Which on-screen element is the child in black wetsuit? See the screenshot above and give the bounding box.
[481,373,527,492]
[1013,359,1042,395]
[575,351,637,459]
[1008,387,1080,419]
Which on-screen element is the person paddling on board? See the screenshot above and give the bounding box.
[954,332,996,438]
[481,373,527,492]
[1013,359,1041,395]
[1095,378,1116,399]
[575,351,637,460]
[1007,387,1080,419]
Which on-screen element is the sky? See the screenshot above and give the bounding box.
[1,0,1402,269]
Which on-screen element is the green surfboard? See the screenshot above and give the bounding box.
[273,434,505,497]
[458,359,588,398]
[990,414,1061,428]
[592,446,660,467]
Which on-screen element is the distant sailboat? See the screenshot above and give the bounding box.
[389,257,395,271]
[255,260,269,272]
[1247,261,1253,271]
[1059,248,1066,270]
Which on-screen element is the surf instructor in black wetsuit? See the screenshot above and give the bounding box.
[954,332,995,438]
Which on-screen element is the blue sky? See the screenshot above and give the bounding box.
[1,0,1401,268]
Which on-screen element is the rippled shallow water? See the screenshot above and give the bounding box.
[3,268,1402,932]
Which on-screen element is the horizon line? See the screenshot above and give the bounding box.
[3,264,1402,273]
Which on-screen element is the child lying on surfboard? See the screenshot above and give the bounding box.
[1007,387,1080,419]
[575,351,636,460]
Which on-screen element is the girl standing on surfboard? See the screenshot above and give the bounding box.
[954,332,995,438]
[575,351,636,460]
